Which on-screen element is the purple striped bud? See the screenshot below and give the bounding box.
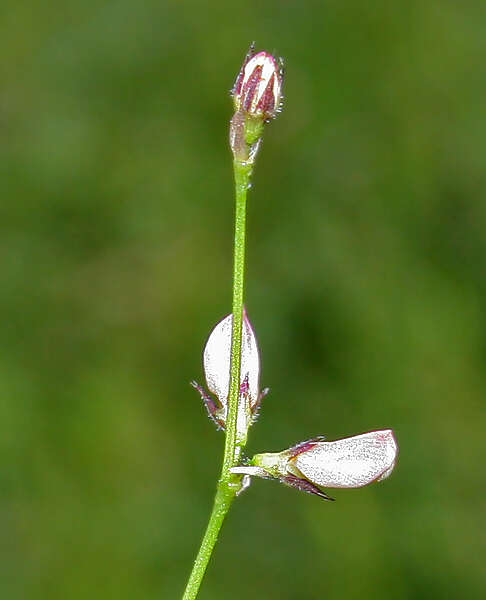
[232,49,283,121]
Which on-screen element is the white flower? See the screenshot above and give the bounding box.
[192,312,266,443]
[289,430,398,488]
[231,430,398,500]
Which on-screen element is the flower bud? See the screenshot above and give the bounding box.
[192,312,267,443]
[232,49,283,121]
[233,430,398,500]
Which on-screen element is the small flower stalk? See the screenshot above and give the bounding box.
[230,46,284,163]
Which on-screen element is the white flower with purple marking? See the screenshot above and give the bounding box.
[192,313,398,500]
[232,430,398,500]
[192,312,268,444]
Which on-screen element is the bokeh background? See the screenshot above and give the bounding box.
[2,1,486,598]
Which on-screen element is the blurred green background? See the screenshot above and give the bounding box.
[2,0,486,598]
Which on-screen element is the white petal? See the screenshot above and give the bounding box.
[291,430,398,489]
[240,313,260,408]
[203,313,260,409]
[203,314,232,405]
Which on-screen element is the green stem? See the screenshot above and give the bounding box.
[223,159,252,470]
[181,484,237,600]
[181,158,253,600]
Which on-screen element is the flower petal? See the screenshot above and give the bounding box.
[203,314,232,406]
[290,430,398,489]
[203,312,260,410]
[241,312,260,409]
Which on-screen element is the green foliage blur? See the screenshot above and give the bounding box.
[2,1,485,598]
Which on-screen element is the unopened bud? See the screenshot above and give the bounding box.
[232,49,283,122]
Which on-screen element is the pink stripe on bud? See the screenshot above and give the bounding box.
[232,49,283,121]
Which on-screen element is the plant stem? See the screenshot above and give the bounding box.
[181,158,252,600]
[223,159,252,470]
[181,484,237,600]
